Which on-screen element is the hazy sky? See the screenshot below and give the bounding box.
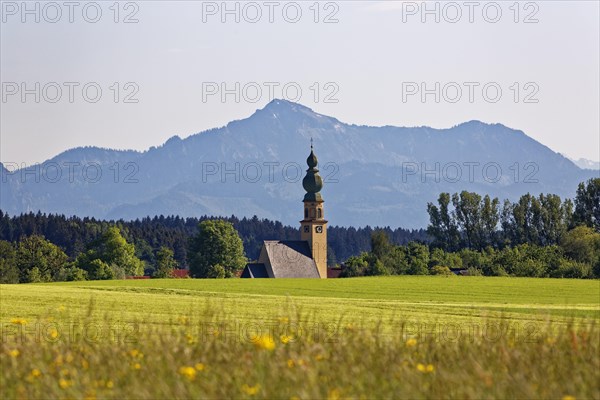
[1,1,599,165]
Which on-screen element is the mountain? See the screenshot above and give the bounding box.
[565,156,600,171]
[1,99,597,228]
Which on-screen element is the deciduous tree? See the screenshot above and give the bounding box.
[188,220,246,278]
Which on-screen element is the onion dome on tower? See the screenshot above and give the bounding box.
[302,140,323,202]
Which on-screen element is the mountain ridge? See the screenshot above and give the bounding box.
[1,100,597,228]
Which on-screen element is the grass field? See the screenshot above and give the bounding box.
[1,276,599,399]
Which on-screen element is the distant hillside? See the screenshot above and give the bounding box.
[1,99,596,228]
[565,156,600,171]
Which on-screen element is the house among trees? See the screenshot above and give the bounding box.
[241,143,329,279]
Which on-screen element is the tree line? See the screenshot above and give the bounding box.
[0,227,150,283]
[0,211,426,283]
[343,179,600,279]
[1,178,597,282]
[427,178,598,250]
[342,226,599,279]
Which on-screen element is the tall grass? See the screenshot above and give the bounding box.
[1,302,599,399]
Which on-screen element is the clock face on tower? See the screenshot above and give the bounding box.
[315,226,323,233]
[304,225,310,233]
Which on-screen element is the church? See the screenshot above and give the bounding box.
[241,143,329,279]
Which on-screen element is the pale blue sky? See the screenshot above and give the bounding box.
[1,1,599,165]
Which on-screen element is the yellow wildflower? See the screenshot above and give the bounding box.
[132,363,141,370]
[179,366,197,381]
[26,368,42,382]
[186,333,197,345]
[562,396,576,400]
[10,318,27,325]
[417,363,434,373]
[56,305,66,312]
[287,359,295,368]
[58,378,73,389]
[241,384,261,396]
[9,349,20,358]
[315,354,325,361]
[252,334,275,351]
[129,349,143,358]
[195,363,205,371]
[280,334,293,344]
[278,317,289,324]
[328,388,342,400]
[49,328,59,340]
[106,380,114,389]
[405,338,417,347]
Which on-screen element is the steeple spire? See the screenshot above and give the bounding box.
[302,141,323,202]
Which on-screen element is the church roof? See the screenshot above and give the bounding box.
[263,240,320,278]
[241,263,269,278]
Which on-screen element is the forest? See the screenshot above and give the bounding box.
[0,210,427,282]
[0,178,597,282]
[343,178,600,278]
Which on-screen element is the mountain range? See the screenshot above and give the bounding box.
[565,156,600,171]
[1,99,598,228]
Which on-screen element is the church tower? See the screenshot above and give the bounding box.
[300,141,328,278]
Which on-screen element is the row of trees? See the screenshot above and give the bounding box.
[343,179,600,279]
[1,179,597,282]
[0,227,179,283]
[342,225,600,279]
[0,211,427,275]
[427,178,599,251]
[5,217,595,282]
[0,218,246,283]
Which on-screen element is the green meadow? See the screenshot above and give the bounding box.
[1,277,599,399]
[2,276,598,326]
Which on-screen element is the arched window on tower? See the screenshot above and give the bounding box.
[310,208,316,218]
[317,208,322,219]
[305,208,308,218]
